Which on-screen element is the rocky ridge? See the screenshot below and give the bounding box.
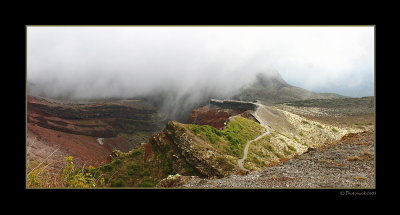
[180,131,375,188]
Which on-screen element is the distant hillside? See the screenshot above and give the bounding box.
[235,72,347,104]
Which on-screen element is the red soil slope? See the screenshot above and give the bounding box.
[27,95,162,167]
[187,105,257,129]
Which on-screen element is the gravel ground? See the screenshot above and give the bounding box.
[181,131,375,189]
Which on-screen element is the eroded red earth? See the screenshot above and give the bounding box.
[27,95,163,167]
[187,105,257,129]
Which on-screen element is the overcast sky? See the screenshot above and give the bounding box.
[27,26,374,98]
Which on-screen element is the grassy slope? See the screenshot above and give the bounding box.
[189,116,266,158]
[90,145,198,187]
[89,116,265,187]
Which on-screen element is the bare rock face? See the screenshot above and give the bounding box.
[150,121,236,178]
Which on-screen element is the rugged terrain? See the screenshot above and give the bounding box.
[26,72,375,189]
[27,95,167,170]
[180,131,374,188]
[173,97,375,188]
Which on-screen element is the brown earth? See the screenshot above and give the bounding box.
[27,95,165,169]
[27,123,112,169]
[187,105,258,129]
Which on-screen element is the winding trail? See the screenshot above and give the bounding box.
[237,104,271,172]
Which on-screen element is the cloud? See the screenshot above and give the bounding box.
[27,26,374,119]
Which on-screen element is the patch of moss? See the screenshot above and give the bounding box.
[274,152,284,159]
[139,181,156,187]
[99,159,121,172]
[111,179,124,187]
[264,144,276,154]
[301,120,310,124]
[283,149,292,155]
[130,148,144,157]
[287,145,296,152]
[162,159,173,175]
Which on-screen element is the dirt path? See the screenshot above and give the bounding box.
[183,131,375,188]
[237,104,271,172]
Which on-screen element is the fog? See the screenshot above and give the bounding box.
[27,26,374,120]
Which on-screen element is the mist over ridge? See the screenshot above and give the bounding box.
[27,26,374,120]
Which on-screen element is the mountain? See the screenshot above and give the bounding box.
[26,71,372,188]
[235,71,347,104]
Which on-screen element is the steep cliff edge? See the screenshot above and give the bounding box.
[92,115,267,187]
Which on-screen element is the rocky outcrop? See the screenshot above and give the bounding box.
[149,121,236,178]
[157,174,196,187]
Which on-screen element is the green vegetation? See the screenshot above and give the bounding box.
[182,162,198,175]
[191,124,222,144]
[331,128,339,133]
[316,124,323,129]
[99,157,123,172]
[27,156,105,188]
[248,155,265,168]
[89,139,205,188]
[299,131,304,136]
[283,149,292,155]
[127,164,140,176]
[287,145,296,152]
[139,181,156,187]
[221,116,265,157]
[62,156,100,188]
[301,120,310,124]
[163,159,173,175]
[265,144,275,153]
[274,152,284,159]
[91,147,167,187]
[111,179,124,187]
[130,149,144,157]
[190,116,265,158]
